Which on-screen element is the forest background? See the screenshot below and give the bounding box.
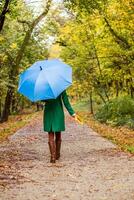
[0,0,134,152]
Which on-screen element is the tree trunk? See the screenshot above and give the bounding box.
[0,99,1,120]
[93,42,110,102]
[130,85,134,98]
[89,91,93,114]
[0,0,10,31]
[11,92,17,113]
[115,81,119,97]
[103,16,130,49]
[128,71,134,98]
[0,86,12,122]
[36,103,40,111]
[0,64,16,122]
[97,91,107,104]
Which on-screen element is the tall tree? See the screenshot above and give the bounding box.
[58,0,133,108]
[1,0,52,122]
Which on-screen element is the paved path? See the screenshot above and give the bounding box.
[0,113,134,200]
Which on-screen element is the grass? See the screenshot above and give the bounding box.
[0,108,41,142]
[126,145,134,154]
[73,100,90,112]
[73,100,134,154]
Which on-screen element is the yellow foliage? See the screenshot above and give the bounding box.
[10,43,17,49]
[0,35,5,42]
[49,44,61,58]
[78,111,134,154]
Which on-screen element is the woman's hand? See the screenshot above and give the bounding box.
[72,113,83,125]
[72,113,76,118]
[72,113,78,121]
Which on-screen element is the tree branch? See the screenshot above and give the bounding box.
[17,19,31,26]
[103,16,131,49]
[15,0,52,68]
[0,0,10,31]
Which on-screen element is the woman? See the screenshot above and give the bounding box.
[43,90,76,163]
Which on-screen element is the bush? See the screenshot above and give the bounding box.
[95,96,134,128]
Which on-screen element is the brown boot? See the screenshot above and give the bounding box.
[55,139,61,160]
[48,141,56,163]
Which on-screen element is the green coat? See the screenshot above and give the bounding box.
[43,90,75,132]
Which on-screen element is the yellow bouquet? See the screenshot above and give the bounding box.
[74,114,83,125]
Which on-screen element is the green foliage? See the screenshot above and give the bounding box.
[73,99,90,112]
[126,145,134,153]
[1,0,134,127]
[58,0,134,123]
[95,96,134,128]
[0,0,50,120]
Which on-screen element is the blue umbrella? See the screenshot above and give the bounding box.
[18,59,72,102]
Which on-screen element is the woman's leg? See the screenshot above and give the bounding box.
[55,132,61,141]
[48,132,54,143]
[48,132,56,163]
[55,132,62,160]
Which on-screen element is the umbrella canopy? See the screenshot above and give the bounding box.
[18,59,72,102]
